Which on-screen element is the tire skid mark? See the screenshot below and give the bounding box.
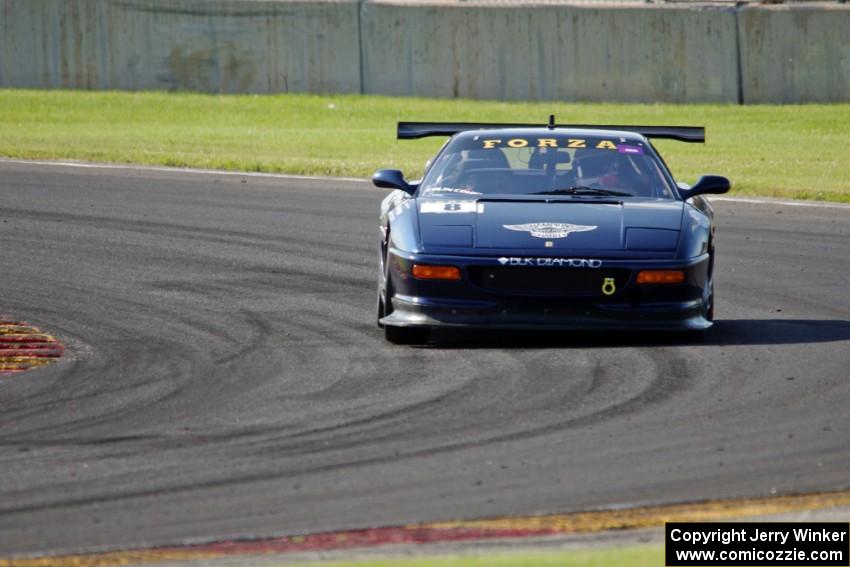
[252,304,676,463]
[6,207,370,258]
[241,340,686,468]
[0,322,197,440]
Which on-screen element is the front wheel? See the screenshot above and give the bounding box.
[705,278,715,322]
[704,251,715,322]
[686,258,715,341]
[376,288,385,328]
[385,325,430,345]
[376,247,390,328]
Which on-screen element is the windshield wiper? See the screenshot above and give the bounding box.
[530,186,632,197]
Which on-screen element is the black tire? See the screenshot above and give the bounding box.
[385,325,430,345]
[377,248,391,328]
[376,287,385,328]
[706,277,715,322]
[685,253,714,341]
[705,250,715,322]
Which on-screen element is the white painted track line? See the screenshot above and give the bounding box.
[0,158,369,184]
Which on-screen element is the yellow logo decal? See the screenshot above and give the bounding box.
[601,277,616,296]
[480,138,613,150]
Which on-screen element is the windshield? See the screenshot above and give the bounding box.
[419,134,675,199]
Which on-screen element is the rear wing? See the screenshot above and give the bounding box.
[397,119,704,143]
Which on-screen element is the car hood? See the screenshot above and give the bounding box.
[417,197,684,256]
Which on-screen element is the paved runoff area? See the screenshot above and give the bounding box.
[0,161,848,563]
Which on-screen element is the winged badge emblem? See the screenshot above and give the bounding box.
[502,222,598,239]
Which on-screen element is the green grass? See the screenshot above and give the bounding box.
[285,545,662,567]
[1,89,848,202]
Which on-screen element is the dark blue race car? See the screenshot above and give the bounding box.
[373,118,730,344]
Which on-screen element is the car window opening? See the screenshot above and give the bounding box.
[420,135,675,199]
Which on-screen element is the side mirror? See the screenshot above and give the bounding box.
[372,169,416,195]
[681,175,731,199]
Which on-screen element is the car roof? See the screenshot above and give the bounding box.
[452,127,650,143]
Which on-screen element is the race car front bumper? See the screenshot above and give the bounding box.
[380,250,712,332]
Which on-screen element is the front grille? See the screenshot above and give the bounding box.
[469,266,631,297]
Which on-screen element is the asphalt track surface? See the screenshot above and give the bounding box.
[1,161,848,557]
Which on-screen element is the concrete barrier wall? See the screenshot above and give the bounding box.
[361,2,740,103]
[1,0,849,102]
[738,3,850,103]
[0,0,362,93]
